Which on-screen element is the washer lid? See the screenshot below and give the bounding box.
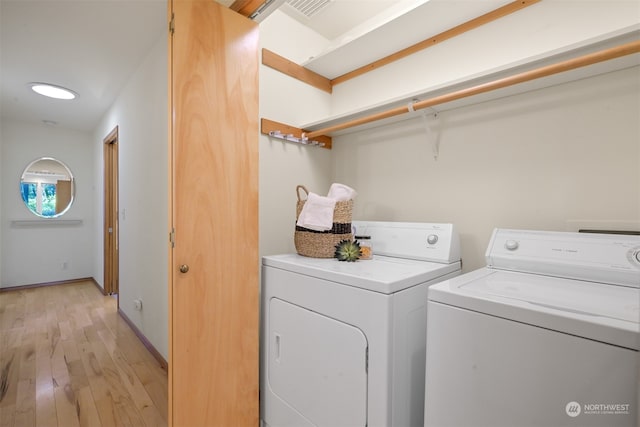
[263,253,460,294]
[428,269,640,350]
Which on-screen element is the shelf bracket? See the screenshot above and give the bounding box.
[409,100,440,160]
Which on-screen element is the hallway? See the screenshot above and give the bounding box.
[0,281,167,426]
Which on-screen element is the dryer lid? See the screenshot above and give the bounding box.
[428,269,640,350]
[263,253,460,294]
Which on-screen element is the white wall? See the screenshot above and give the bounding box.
[93,34,168,358]
[0,124,3,283]
[1,120,94,286]
[259,11,336,257]
[333,66,640,271]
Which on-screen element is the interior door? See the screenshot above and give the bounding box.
[168,1,259,426]
[103,126,119,295]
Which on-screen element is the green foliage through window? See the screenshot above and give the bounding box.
[21,182,57,217]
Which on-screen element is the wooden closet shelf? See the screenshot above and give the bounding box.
[262,27,639,144]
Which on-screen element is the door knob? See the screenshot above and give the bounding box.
[179,264,189,273]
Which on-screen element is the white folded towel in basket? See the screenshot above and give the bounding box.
[296,192,337,231]
[327,183,358,201]
[296,183,357,232]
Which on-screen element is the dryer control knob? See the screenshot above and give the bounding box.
[427,234,438,245]
[505,240,519,251]
[635,250,640,264]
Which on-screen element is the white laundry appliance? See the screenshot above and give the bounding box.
[424,228,640,427]
[261,221,462,427]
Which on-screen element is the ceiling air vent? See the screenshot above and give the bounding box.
[287,0,332,18]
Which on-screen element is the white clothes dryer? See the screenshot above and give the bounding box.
[424,228,640,427]
[261,221,461,427]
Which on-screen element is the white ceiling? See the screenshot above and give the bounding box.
[0,0,167,132]
[0,0,504,132]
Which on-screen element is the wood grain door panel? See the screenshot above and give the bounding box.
[169,1,259,425]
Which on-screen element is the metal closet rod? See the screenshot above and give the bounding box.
[303,40,640,139]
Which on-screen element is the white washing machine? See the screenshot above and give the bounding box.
[424,228,640,427]
[261,221,462,427]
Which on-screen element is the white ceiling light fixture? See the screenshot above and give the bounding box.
[29,82,77,100]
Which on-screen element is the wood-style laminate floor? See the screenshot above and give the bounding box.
[0,281,168,427]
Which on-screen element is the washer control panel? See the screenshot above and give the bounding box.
[504,240,519,251]
[486,228,640,288]
[629,246,640,266]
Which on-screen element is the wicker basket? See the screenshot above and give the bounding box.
[294,185,353,258]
